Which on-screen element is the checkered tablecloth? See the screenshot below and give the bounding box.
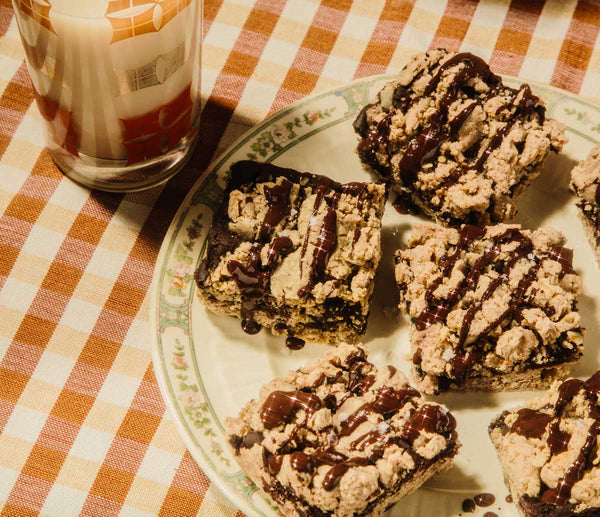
[1,0,600,515]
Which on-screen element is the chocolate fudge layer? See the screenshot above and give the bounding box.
[570,144,600,267]
[395,223,584,394]
[489,371,600,517]
[195,161,386,345]
[354,49,566,226]
[226,344,460,517]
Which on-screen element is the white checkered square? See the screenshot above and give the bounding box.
[534,5,574,40]
[469,1,510,29]
[580,71,600,100]
[86,246,128,282]
[458,41,494,63]
[13,111,46,148]
[0,57,23,97]
[31,351,75,389]
[261,38,300,69]
[4,405,46,443]
[0,277,37,313]
[40,482,87,517]
[340,12,378,41]
[201,67,219,98]
[0,163,29,198]
[238,81,279,113]
[137,445,180,485]
[122,318,151,351]
[204,21,242,51]
[113,200,154,229]
[0,466,19,503]
[521,56,555,84]
[396,25,434,57]
[279,0,319,27]
[320,54,358,83]
[69,425,114,464]
[0,336,10,364]
[119,506,156,517]
[59,297,103,335]
[21,224,64,262]
[47,180,88,213]
[97,370,140,409]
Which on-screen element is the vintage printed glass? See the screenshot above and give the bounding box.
[12,0,202,191]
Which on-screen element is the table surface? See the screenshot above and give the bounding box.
[1,0,600,515]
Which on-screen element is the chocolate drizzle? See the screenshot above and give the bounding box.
[260,390,322,430]
[298,177,340,296]
[228,235,295,334]
[228,245,269,334]
[253,351,456,495]
[424,52,499,96]
[462,498,476,512]
[210,161,372,335]
[357,114,392,167]
[392,193,419,215]
[319,394,449,493]
[266,236,293,268]
[398,53,500,185]
[259,179,292,241]
[472,84,539,172]
[285,336,305,350]
[414,224,576,386]
[298,208,338,297]
[474,493,495,507]
[509,370,600,507]
[548,246,575,277]
[354,52,547,226]
[511,408,552,439]
[402,404,456,443]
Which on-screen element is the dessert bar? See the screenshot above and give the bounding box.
[195,160,386,345]
[354,49,566,226]
[395,223,584,394]
[227,344,460,517]
[571,144,600,267]
[489,370,600,516]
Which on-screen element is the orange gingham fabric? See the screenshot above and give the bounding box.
[1,0,600,515]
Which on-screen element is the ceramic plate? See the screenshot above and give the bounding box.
[150,75,600,517]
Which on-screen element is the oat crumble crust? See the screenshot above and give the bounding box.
[570,144,600,268]
[354,49,567,226]
[489,370,600,516]
[226,344,460,517]
[195,161,386,345]
[395,223,584,394]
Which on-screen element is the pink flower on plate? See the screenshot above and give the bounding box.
[173,355,186,368]
[174,262,191,277]
[307,111,319,123]
[271,124,289,145]
[181,390,200,407]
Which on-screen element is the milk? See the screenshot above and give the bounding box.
[13,0,201,166]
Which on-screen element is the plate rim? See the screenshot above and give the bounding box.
[149,73,600,517]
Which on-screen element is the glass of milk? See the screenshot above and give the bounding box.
[12,0,202,192]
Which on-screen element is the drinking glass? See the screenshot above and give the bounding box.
[12,0,202,192]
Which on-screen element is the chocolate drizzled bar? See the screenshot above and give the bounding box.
[489,370,600,516]
[395,223,584,394]
[194,161,386,345]
[226,344,460,517]
[570,144,600,268]
[354,49,566,226]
